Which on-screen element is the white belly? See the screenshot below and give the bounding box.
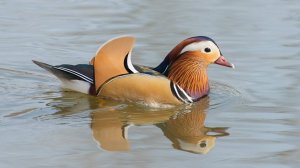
[61,79,91,94]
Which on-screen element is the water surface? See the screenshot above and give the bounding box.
[0,0,300,168]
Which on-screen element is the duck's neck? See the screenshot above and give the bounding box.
[168,54,210,100]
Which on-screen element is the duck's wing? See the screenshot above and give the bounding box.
[33,60,94,83]
[133,65,162,76]
[90,36,137,92]
[97,73,184,105]
[33,60,95,94]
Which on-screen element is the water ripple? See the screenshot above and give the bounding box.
[209,81,241,110]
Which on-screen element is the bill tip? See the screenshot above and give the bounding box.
[231,63,235,69]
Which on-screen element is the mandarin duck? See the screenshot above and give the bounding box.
[33,36,234,105]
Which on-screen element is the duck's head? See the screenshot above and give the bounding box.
[155,36,234,74]
[155,36,234,99]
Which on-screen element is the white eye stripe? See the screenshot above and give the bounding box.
[179,41,219,54]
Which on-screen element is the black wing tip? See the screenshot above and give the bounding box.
[32,60,53,70]
[32,60,43,65]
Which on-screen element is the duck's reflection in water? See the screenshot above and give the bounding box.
[91,97,229,154]
[91,110,131,151]
[91,103,175,151]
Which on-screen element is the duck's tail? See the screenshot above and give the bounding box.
[32,60,95,95]
[32,60,53,73]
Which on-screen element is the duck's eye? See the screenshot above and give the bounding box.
[204,47,211,53]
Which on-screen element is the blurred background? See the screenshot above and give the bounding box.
[0,0,299,168]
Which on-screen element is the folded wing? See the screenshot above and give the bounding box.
[90,36,137,92]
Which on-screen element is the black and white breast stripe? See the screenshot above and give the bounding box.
[170,82,193,103]
[53,66,94,84]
